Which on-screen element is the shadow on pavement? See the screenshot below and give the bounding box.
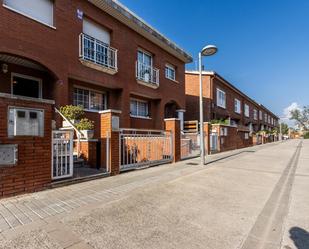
[290,227,309,249]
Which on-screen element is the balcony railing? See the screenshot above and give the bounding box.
[136,61,159,87]
[79,33,117,71]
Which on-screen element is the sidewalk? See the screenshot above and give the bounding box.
[0,141,284,236]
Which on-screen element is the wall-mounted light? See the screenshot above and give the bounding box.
[1,64,8,74]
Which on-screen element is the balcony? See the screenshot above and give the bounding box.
[136,61,159,88]
[79,33,118,75]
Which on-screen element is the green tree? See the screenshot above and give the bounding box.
[280,123,289,135]
[290,106,309,130]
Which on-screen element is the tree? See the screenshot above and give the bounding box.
[290,106,309,130]
[280,123,289,135]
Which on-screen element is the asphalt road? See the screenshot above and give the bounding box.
[0,139,308,249]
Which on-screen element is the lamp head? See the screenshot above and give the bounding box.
[201,45,218,56]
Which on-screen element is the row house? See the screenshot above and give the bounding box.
[0,0,192,197]
[185,71,279,132]
[0,0,192,138]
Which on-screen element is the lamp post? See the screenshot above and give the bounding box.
[199,45,218,165]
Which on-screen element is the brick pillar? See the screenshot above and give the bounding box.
[164,118,181,163]
[203,122,211,155]
[100,109,122,176]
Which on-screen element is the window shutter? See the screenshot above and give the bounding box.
[4,0,53,26]
[83,18,110,45]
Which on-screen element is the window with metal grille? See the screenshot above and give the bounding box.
[165,64,176,81]
[130,99,149,118]
[73,87,107,111]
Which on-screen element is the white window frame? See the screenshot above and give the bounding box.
[165,63,176,81]
[73,86,107,112]
[244,133,249,140]
[130,98,150,118]
[244,104,250,118]
[2,0,55,29]
[216,88,226,109]
[137,49,153,67]
[253,109,258,120]
[234,98,241,114]
[259,110,263,120]
[11,73,43,99]
[264,113,267,122]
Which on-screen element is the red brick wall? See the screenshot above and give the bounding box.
[0,96,53,198]
[185,73,279,130]
[0,1,186,133]
[78,141,97,168]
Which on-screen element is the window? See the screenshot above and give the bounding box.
[138,50,152,67]
[244,133,249,140]
[165,64,176,81]
[268,115,271,124]
[220,127,228,136]
[130,99,149,118]
[8,107,44,137]
[216,89,226,108]
[83,18,110,45]
[234,99,241,114]
[3,0,54,27]
[11,73,42,98]
[253,109,258,120]
[73,87,107,111]
[244,104,250,117]
[259,110,263,120]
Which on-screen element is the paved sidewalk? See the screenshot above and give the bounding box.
[0,141,281,234]
[0,139,304,249]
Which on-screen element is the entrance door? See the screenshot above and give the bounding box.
[52,131,73,180]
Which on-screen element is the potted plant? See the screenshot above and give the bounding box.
[76,118,95,139]
[60,105,84,127]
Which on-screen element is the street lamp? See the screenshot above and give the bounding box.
[199,45,218,165]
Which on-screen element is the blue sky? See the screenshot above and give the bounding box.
[119,0,309,121]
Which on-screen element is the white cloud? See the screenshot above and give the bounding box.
[281,102,301,127]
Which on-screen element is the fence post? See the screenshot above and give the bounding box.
[99,109,121,176]
[203,122,211,155]
[164,118,181,163]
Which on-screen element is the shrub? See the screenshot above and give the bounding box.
[59,105,84,120]
[210,119,229,125]
[304,132,309,139]
[76,118,94,130]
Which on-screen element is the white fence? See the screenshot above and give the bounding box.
[210,132,218,152]
[120,129,172,171]
[52,130,73,180]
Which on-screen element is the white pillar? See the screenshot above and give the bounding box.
[176,109,185,131]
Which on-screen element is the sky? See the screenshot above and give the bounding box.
[118,0,309,125]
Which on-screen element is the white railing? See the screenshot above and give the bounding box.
[136,61,159,86]
[79,33,118,70]
[52,130,73,180]
[120,128,172,171]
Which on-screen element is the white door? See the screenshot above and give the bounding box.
[52,131,73,180]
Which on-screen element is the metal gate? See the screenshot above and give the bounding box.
[120,129,173,171]
[181,132,200,159]
[210,132,218,152]
[52,130,73,180]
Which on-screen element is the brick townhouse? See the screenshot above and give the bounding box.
[0,0,193,198]
[0,0,192,138]
[185,71,279,132]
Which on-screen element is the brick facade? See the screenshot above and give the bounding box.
[0,95,53,198]
[0,1,192,139]
[185,72,279,131]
